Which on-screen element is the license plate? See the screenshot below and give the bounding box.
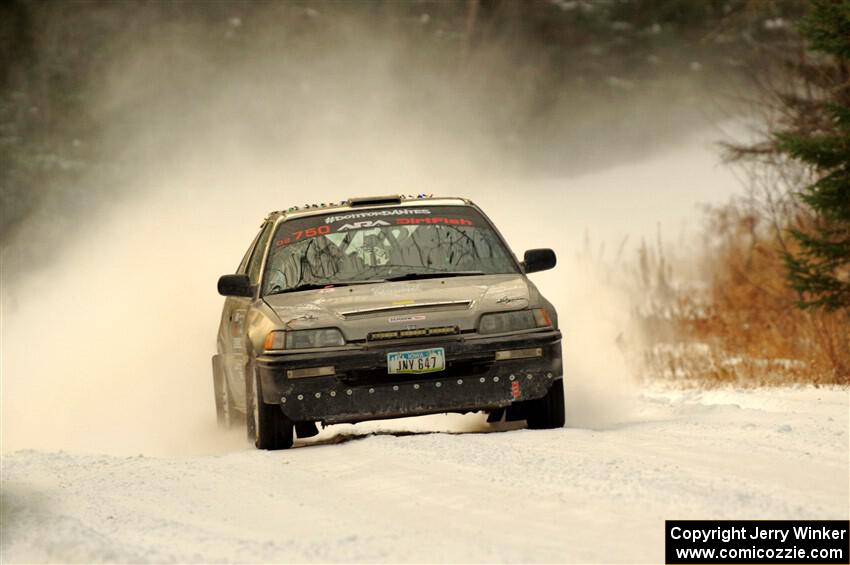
[387,347,445,374]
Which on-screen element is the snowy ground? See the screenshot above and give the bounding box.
[2,386,848,563]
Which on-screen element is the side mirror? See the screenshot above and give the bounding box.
[523,248,556,274]
[218,274,254,297]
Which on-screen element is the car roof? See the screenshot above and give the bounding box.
[265,195,474,222]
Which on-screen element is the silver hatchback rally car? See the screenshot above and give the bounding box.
[213,195,564,449]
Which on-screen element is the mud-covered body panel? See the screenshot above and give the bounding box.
[262,274,539,341]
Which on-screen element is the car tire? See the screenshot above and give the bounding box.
[212,355,237,428]
[526,378,565,429]
[246,363,294,450]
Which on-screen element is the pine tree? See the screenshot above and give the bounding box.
[778,0,850,311]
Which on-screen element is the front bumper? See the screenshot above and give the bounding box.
[256,330,562,424]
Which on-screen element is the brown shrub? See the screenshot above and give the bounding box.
[638,201,849,386]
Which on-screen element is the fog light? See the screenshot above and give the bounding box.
[286,366,335,379]
[495,347,543,361]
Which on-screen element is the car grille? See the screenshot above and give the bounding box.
[367,326,459,341]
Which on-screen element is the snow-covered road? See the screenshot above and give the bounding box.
[2,387,848,563]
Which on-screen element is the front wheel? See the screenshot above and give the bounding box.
[526,378,565,429]
[246,364,294,450]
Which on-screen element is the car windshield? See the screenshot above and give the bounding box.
[262,205,518,295]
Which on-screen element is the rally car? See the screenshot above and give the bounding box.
[213,195,564,449]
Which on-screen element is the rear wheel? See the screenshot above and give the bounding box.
[526,378,565,429]
[212,355,236,428]
[246,363,294,450]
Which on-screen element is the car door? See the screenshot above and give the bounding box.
[218,221,273,412]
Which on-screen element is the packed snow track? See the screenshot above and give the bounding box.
[2,387,847,563]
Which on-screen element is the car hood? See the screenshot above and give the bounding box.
[263,274,538,341]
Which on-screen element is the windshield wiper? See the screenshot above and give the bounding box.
[266,280,383,295]
[384,271,485,282]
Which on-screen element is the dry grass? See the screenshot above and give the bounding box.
[634,201,849,387]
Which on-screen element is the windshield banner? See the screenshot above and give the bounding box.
[274,207,479,248]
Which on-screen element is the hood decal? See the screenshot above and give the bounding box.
[496,296,528,305]
[388,314,427,323]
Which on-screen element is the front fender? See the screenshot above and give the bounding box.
[246,299,283,357]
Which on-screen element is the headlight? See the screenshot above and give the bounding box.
[478,308,552,334]
[264,328,346,351]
